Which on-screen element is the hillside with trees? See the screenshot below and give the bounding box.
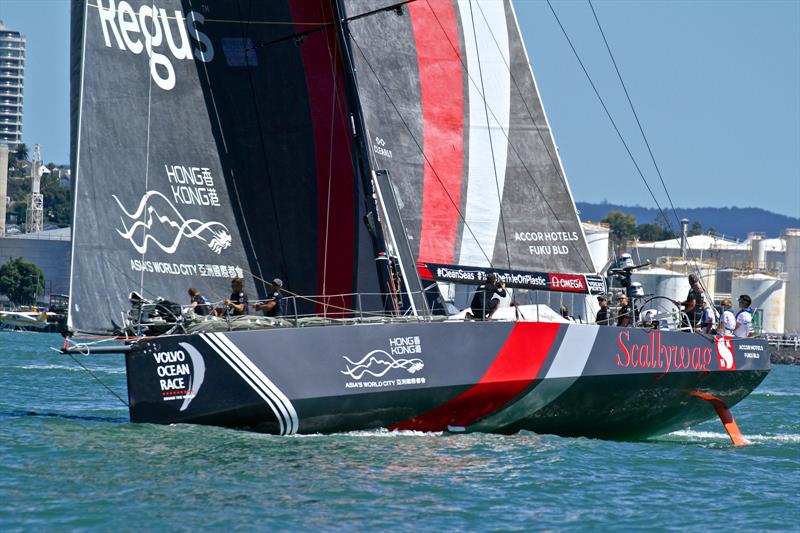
[577,202,799,241]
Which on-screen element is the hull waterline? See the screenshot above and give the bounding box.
[125,321,770,440]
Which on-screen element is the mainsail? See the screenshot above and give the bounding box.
[342,0,595,276]
[69,0,384,331]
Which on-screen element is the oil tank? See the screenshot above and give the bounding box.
[664,260,717,302]
[749,232,766,270]
[732,273,786,334]
[632,267,688,316]
[582,222,611,272]
[715,268,736,296]
[785,229,800,334]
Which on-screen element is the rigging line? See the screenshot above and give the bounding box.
[586,1,708,281]
[233,0,290,292]
[139,24,154,298]
[63,350,129,407]
[467,0,513,272]
[320,0,341,301]
[348,35,494,268]
[423,0,595,273]
[545,1,675,248]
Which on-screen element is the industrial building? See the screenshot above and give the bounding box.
[579,221,799,335]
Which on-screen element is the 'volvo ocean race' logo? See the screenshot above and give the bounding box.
[150,342,206,411]
[95,0,214,90]
[341,336,426,390]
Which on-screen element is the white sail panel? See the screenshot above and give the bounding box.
[457,0,511,268]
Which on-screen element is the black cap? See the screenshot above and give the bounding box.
[738,294,752,306]
[597,295,607,302]
[688,274,699,283]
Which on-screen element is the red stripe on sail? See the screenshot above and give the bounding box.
[390,322,561,431]
[288,2,354,313]
[408,1,464,263]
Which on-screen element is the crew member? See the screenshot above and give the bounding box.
[595,295,610,326]
[734,294,753,337]
[470,273,506,320]
[616,294,632,327]
[219,277,248,316]
[720,298,736,336]
[560,305,575,322]
[255,278,285,318]
[187,287,211,316]
[677,274,704,330]
[698,299,717,334]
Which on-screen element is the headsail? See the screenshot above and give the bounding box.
[69,0,383,331]
[342,0,595,277]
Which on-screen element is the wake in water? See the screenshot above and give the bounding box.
[14,364,125,374]
[669,429,800,444]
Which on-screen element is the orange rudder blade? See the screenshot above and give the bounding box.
[689,391,749,446]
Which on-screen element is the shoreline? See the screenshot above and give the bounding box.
[771,347,800,365]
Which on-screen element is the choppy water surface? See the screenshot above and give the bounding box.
[1,332,798,531]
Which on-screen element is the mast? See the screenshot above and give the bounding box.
[332,0,418,315]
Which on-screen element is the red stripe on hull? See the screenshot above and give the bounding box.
[390,322,561,431]
[408,1,464,263]
[289,2,354,313]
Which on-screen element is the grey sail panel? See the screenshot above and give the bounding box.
[342,0,595,275]
[70,0,254,332]
[70,0,383,332]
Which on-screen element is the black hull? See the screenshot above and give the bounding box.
[125,321,770,440]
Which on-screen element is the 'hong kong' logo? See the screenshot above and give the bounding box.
[113,191,232,255]
[340,337,424,380]
[715,336,736,371]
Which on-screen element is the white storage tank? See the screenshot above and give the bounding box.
[715,268,737,296]
[749,232,767,270]
[582,222,611,273]
[665,260,717,303]
[785,228,800,334]
[632,267,688,316]
[732,273,786,334]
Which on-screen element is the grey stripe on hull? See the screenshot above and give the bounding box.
[468,324,599,432]
[200,332,299,435]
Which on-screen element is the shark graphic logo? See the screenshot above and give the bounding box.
[340,350,424,380]
[112,191,231,255]
[715,336,736,370]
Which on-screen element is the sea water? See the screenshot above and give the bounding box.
[1,332,797,531]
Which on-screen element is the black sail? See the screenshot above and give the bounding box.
[69,0,381,332]
[342,0,595,275]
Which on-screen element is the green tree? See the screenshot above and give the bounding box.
[689,221,703,236]
[41,165,72,226]
[636,223,672,242]
[14,143,28,162]
[601,211,637,248]
[0,257,45,305]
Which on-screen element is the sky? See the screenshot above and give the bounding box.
[0,0,797,218]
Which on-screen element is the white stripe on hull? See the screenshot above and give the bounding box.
[457,0,511,267]
[468,324,599,431]
[200,332,299,435]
